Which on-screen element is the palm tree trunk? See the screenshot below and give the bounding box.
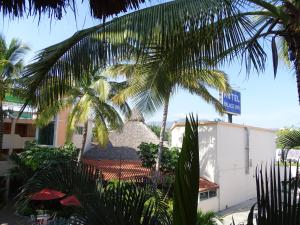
[155,94,170,172]
[0,101,3,152]
[78,122,88,162]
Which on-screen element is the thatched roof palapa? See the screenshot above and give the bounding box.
[0,0,146,19]
[84,109,159,160]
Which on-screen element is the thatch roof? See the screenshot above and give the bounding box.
[84,109,159,160]
[1,0,145,19]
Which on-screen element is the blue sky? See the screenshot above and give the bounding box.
[1,1,299,129]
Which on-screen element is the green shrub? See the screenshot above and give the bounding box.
[10,141,77,182]
[137,142,180,173]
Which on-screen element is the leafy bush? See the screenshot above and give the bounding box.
[10,141,77,182]
[196,210,216,225]
[137,142,180,173]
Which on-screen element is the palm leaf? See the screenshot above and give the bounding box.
[173,115,199,225]
[21,0,260,108]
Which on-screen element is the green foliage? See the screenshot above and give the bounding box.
[137,142,180,173]
[36,72,131,149]
[149,125,171,143]
[17,162,172,224]
[173,115,199,225]
[277,128,300,161]
[10,141,77,182]
[149,125,161,138]
[248,162,300,225]
[196,210,216,225]
[277,128,300,150]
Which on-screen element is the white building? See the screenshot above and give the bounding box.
[171,121,276,212]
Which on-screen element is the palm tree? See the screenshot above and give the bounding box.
[0,35,29,152]
[277,129,300,161]
[108,47,230,171]
[228,0,300,104]
[36,72,131,161]
[21,0,258,112]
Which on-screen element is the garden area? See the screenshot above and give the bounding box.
[1,0,300,225]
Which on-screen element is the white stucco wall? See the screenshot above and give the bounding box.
[198,125,218,183]
[217,124,275,209]
[171,121,276,212]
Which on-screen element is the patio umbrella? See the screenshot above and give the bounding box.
[30,188,66,201]
[60,195,81,207]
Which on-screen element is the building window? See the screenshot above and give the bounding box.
[199,190,217,201]
[200,192,209,201]
[37,122,55,146]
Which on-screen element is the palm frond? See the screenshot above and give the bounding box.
[173,115,199,225]
[277,129,300,150]
[17,162,171,225]
[22,0,259,108]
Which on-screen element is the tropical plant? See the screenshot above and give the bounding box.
[10,141,77,183]
[36,72,131,160]
[17,115,200,225]
[0,35,29,151]
[173,115,199,225]
[17,161,172,224]
[137,142,180,173]
[277,129,300,161]
[247,162,300,225]
[21,0,257,115]
[196,210,216,225]
[109,55,230,171]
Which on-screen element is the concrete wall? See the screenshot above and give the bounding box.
[171,126,185,148]
[217,123,275,210]
[171,121,276,212]
[198,125,218,183]
[3,134,35,149]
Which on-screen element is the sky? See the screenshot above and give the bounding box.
[1,1,299,129]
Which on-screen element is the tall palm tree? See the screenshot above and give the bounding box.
[0,35,29,152]
[108,46,230,171]
[37,72,131,161]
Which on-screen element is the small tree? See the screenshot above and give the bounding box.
[137,142,180,173]
[277,128,300,161]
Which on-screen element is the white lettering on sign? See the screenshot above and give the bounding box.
[223,93,240,102]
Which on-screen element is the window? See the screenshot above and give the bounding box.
[209,190,217,198]
[199,190,217,201]
[200,192,209,201]
[37,122,55,145]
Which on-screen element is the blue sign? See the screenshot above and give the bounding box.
[222,90,241,115]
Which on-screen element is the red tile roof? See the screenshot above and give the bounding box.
[83,159,150,180]
[199,177,219,192]
[83,160,219,191]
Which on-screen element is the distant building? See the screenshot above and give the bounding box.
[171,121,276,212]
[84,109,159,160]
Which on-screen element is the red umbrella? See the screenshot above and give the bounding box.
[30,188,66,201]
[60,195,81,207]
